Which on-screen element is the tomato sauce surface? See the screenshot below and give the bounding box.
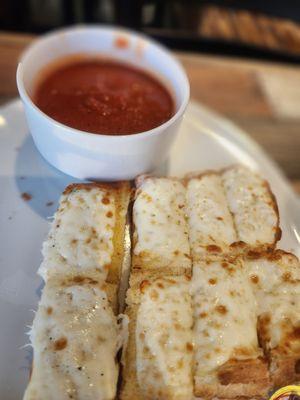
[34,58,174,135]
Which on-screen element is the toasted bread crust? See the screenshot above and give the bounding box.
[63,181,131,195]
[194,358,270,399]
[120,306,143,400]
[270,349,300,388]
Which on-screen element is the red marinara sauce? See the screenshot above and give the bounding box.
[34,58,174,135]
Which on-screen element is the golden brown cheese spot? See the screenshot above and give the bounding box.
[186,342,194,352]
[178,204,184,209]
[139,332,145,340]
[250,274,259,284]
[281,272,296,283]
[206,244,222,253]
[46,306,53,315]
[216,305,228,315]
[71,276,98,285]
[173,250,180,256]
[208,278,217,285]
[177,359,184,368]
[247,250,261,259]
[199,312,207,318]
[85,237,91,244]
[157,282,164,289]
[102,197,110,205]
[106,211,113,218]
[140,280,150,293]
[216,216,223,221]
[54,337,68,351]
[221,262,235,274]
[230,241,246,250]
[71,239,78,244]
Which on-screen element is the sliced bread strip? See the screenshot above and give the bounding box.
[192,257,270,398]
[246,250,300,388]
[121,275,194,400]
[39,182,131,284]
[23,276,121,400]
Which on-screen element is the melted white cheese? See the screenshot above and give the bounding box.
[246,252,300,352]
[136,277,193,399]
[246,252,300,294]
[23,278,120,400]
[39,187,115,281]
[133,178,191,269]
[258,292,300,350]
[186,174,237,257]
[222,166,278,247]
[192,259,260,378]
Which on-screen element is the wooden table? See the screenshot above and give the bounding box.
[0,32,299,192]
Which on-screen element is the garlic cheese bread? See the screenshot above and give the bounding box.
[23,276,121,400]
[221,165,281,252]
[23,166,299,400]
[246,250,300,387]
[185,166,280,258]
[39,182,130,284]
[132,176,191,278]
[186,172,237,257]
[121,275,194,400]
[192,257,270,398]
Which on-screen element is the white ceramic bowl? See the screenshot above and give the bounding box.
[16,25,189,181]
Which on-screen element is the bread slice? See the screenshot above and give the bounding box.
[23,276,121,400]
[221,165,281,253]
[258,298,300,388]
[121,275,193,400]
[192,257,270,398]
[132,176,191,277]
[246,249,300,294]
[39,182,131,284]
[246,250,300,388]
[185,172,238,258]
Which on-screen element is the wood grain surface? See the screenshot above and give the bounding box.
[0,32,299,192]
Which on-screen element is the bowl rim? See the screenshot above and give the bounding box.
[16,24,190,142]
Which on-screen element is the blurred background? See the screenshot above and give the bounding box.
[1,0,300,63]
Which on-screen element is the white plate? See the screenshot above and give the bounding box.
[0,99,299,399]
